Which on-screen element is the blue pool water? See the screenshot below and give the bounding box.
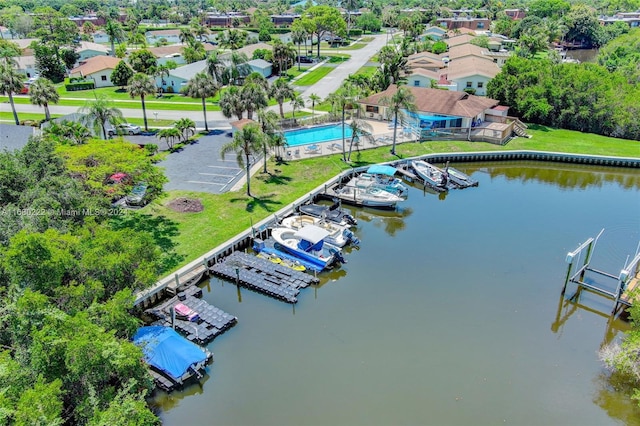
[284,124,353,147]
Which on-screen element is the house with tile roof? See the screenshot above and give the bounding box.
[70,56,122,88]
[15,55,37,78]
[358,85,515,144]
[76,41,111,62]
[148,43,216,66]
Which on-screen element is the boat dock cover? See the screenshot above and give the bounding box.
[367,165,398,176]
[133,326,207,380]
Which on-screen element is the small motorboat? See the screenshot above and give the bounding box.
[280,214,360,247]
[445,165,478,188]
[334,180,405,209]
[270,224,345,271]
[298,202,358,227]
[411,160,448,188]
[359,165,409,198]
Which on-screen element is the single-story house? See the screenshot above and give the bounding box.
[10,38,39,56]
[70,56,122,88]
[444,43,486,61]
[220,42,272,61]
[146,29,182,44]
[15,55,37,78]
[247,59,272,78]
[158,59,207,92]
[76,41,111,62]
[148,43,216,66]
[358,85,514,144]
[421,26,446,41]
[444,34,477,48]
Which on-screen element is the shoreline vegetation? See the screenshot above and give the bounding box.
[149,125,640,270]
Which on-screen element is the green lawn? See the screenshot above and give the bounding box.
[294,66,335,86]
[353,66,378,77]
[284,67,310,80]
[144,126,639,268]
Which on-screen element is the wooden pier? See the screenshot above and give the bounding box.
[210,251,320,303]
[145,285,238,345]
[561,229,640,316]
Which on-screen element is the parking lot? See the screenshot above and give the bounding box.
[155,131,247,194]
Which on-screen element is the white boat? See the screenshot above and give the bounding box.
[356,165,409,198]
[334,180,404,209]
[298,203,358,227]
[445,166,478,188]
[270,224,345,271]
[280,214,360,247]
[411,160,448,188]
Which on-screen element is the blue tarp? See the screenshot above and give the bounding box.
[367,165,397,176]
[133,326,207,380]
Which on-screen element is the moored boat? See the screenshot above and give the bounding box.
[270,224,345,271]
[445,165,478,188]
[333,180,404,209]
[298,202,358,227]
[359,165,409,198]
[411,160,448,188]
[280,214,360,247]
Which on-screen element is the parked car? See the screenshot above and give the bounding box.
[126,182,149,206]
[296,56,314,63]
[107,123,141,136]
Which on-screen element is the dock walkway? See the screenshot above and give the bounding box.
[210,251,319,303]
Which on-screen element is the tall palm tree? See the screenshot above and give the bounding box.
[346,118,374,161]
[0,40,20,66]
[308,93,320,121]
[256,109,281,172]
[183,72,218,132]
[206,51,226,85]
[328,82,360,162]
[272,40,296,76]
[174,117,196,142]
[241,82,268,120]
[157,127,181,150]
[80,95,123,140]
[127,73,156,131]
[381,86,416,155]
[291,26,307,71]
[28,77,59,121]
[179,28,195,45]
[0,63,24,125]
[270,78,294,118]
[290,95,305,123]
[219,86,245,120]
[223,52,251,86]
[220,122,266,197]
[104,20,124,57]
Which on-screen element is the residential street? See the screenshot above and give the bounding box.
[2,33,389,128]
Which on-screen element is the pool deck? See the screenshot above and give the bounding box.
[284,120,415,160]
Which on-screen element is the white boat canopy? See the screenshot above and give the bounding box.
[294,224,331,244]
[366,165,398,176]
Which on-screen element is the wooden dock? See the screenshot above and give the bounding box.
[210,251,320,303]
[145,285,237,345]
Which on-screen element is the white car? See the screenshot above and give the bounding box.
[107,123,141,136]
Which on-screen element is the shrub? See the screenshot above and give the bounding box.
[65,81,95,91]
[349,29,363,37]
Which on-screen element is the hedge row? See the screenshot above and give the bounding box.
[65,81,95,91]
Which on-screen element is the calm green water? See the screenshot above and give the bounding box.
[153,161,640,426]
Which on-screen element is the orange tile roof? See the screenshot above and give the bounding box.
[358,85,499,118]
[71,56,122,76]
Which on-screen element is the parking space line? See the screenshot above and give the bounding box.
[186,181,226,186]
[199,172,236,177]
[207,165,242,170]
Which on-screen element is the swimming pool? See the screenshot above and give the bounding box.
[284,124,353,147]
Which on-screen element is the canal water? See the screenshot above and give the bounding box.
[153,161,640,426]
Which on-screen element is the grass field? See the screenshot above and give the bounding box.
[353,66,378,77]
[143,127,639,268]
[294,66,335,86]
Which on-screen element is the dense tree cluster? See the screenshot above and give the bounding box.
[0,135,173,424]
[487,55,640,140]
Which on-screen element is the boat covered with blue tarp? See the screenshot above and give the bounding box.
[133,326,212,391]
[366,165,398,176]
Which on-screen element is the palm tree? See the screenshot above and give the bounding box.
[272,40,296,76]
[381,86,416,155]
[290,95,305,123]
[28,77,59,121]
[270,78,294,118]
[80,95,123,140]
[308,93,320,121]
[206,51,226,85]
[43,120,91,145]
[223,52,251,86]
[328,82,360,162]
[346,118,374,161]
[291,27,307,71]
[179,28,195,45]
[0,63,24,125]
[0,40,20,66]
[256,109,281,172]
[219,86,245,120]
[104,20,124,57]
[174,117,196,142]
[241,82,268,120]
[157,127,182,150]
[183,72,218,132]
[127,73,156,132]
[220,123,266,197]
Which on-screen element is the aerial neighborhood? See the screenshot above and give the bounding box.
[0,0,639,424]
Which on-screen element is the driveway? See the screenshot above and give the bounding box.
[157,131,246,194]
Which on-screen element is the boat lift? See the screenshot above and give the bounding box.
[561,229,640,316]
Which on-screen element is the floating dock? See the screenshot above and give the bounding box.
[209,251,320,303]
[146,285,237,345]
